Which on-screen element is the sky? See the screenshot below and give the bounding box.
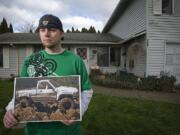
[0,0,120,32]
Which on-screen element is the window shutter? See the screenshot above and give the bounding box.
[153,0,162,15]
[3,47,9,68]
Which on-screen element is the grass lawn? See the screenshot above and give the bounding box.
[0,80,180,135]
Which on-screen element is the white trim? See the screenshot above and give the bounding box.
[172,0,175,14]
[108,47,110,66]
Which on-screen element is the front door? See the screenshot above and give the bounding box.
[76,47,89,74]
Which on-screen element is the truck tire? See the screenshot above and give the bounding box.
[58,97,75,112]
[19,97,32,108]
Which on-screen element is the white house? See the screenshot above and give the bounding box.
[0,0,180,83]
[102,0,180,83]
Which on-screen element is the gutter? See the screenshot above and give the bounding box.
[62,41,120,45]
[0,41,121,45]
[118,30,146,44]
[0,30,146,46]
[0,42,41,45]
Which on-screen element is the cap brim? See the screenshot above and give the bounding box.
[37,24,64,32]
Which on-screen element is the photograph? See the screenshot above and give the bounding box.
[14,75,81,122]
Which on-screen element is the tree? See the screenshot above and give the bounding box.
[65,26,100,33]
[0,18,9,34]
[75,29,80,33]
[88,26,96,33]
[71,27,75,33]
[66,29,71,33]
[17,22,36,33]
[9,23,13,33]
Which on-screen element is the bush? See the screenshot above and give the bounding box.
[91,72,138,90]
[159,75,176,91]
[138,76,160,91]
[91,72,176,92]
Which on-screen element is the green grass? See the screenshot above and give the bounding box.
[0,80,24,135]
[0,80,180,135]
[81,94,180,135]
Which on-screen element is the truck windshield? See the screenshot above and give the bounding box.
[49,79,59,88]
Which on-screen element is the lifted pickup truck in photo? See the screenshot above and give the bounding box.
[16,79,78,100]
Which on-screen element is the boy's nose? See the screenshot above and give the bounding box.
[44,28,50,36]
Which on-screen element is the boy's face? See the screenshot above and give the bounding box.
[39,28,63,49]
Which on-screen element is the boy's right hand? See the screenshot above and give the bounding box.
[3,109,18,128]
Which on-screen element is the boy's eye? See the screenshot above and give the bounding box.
[39,29,46,32]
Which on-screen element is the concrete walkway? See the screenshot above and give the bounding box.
[92,85,180,104]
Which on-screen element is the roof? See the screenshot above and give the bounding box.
[0,32,121,45]
[102,0,132,33]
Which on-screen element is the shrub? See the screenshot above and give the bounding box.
[159,75,176,91]
[116,71,138,83]
[138,76,160,91]
[91,72,176,92]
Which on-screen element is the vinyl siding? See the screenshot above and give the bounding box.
[146,39,165,76]
[0,46,16,78]
[146,0,180,76]
[0,45,30,78]
[109,0,146,39]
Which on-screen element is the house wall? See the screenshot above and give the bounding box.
[109,0,146,39]
[126,35,147,77]
[0,45,32,78]
[146,0,180,76]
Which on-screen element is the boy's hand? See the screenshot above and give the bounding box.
[3,109,18,128]
[62,120,76,126]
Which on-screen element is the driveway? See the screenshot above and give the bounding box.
[92,85,180,104]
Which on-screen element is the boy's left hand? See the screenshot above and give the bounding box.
[62,120,76,126]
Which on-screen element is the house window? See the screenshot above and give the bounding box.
[97,47,121,67]
[0,47,3,67]
[110,48,121,66]
[166,54,173,65]
[97,48,109,66]
[162,0,173,14]
[76,48,87,60]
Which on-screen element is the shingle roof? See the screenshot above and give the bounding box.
[0,32,121,45]
[0,33,40,44]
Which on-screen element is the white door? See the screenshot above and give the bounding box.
[165,43,180,83]
[76,47,89,74]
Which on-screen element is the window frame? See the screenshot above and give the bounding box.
[97,47,121,67]
[162,0,174,15]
